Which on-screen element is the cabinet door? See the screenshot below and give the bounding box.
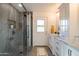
[71,49,79,56]
[62,42,79,56]
[48,37,55,55]
[54,39,62,56]
[62,44,69,56]
[51,37,56,55]
[59,4,69,38]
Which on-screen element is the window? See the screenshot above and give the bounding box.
[37,20,44,32]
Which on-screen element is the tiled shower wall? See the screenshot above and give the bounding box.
[0,3,22,55]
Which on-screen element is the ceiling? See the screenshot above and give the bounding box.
[11,3,55,12]
[11,3,25,12]
[23,3,55,12]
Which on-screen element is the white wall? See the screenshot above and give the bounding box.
[32,4,61,46]
[46,4,61,34]
[33,11,48,46]
[68,4,79,48]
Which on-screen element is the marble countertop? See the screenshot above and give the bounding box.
[50,34,79,51]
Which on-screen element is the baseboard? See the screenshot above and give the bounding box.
[33,45,48,48]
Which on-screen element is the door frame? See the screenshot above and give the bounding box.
[30,12,33,48]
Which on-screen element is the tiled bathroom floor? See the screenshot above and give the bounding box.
[24,46,53,56]
[31,46,53,56]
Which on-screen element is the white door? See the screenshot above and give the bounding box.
[33,17,48,46]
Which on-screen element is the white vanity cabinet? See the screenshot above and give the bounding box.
[48,36,55,55]
[62,43,71,56]
[48,4,79,56]
[62,42,79,56]
[48,37,79,56]
[54,38,61,56]
[54,38,64,56]
[48,36,63,56]
[71,48,79,56]
[59,3,69,40]
[59,4,79,45]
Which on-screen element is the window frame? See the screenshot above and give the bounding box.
[37,19,45,32]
